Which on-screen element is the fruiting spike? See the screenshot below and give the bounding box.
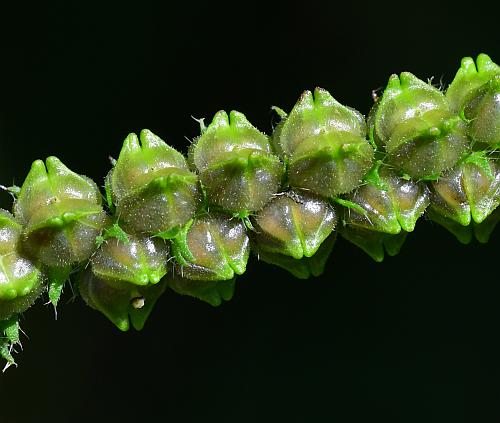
[1,53,499,371]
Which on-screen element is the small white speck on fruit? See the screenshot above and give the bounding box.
[131,297,145,309]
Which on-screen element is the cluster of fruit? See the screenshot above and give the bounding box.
[0,54,498,370]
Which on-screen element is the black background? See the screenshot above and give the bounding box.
[0,2,499,422]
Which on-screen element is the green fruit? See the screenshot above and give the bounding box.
[340,162,430,234]
[372,72,469,179]
[251,190,337,259]
[108,130,201,237]
[446,54,500,146]
[429,151,500,226]
[273,87,374,197]
[14,157,107,267]
[167,274,235,307]
[0,210,44,320]
[172,214,250,281]
[190,111,283,214]
[91,233,169,288]
[337,162,425,262]
[79,270,166,331]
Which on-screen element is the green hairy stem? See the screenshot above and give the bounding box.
[0,53,499,370]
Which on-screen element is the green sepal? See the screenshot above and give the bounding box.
[167,275,235,307]
[191,110,273,168]
[0,339,16,371]
[154,225,185,240]
[0,315,20,344]
[273,87,374,197]
[363,160,388,190]
[339,225,408,262]
[47,265,72,313]
[170,219,195,266]
[192,116,207,134]
[255,233,336,279]
[271,105,288,119]
[104,177,115,212]
[95,222,130,247]
[241,215,255,231]
[0,315,20,371]
[111,130,190,198]
[333,197,368,217]
[0,184,21,198]
[446,53,500,114]
[0,340,15,371]
[79,270,167,332]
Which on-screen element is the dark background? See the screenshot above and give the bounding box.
[0,2,499,422]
